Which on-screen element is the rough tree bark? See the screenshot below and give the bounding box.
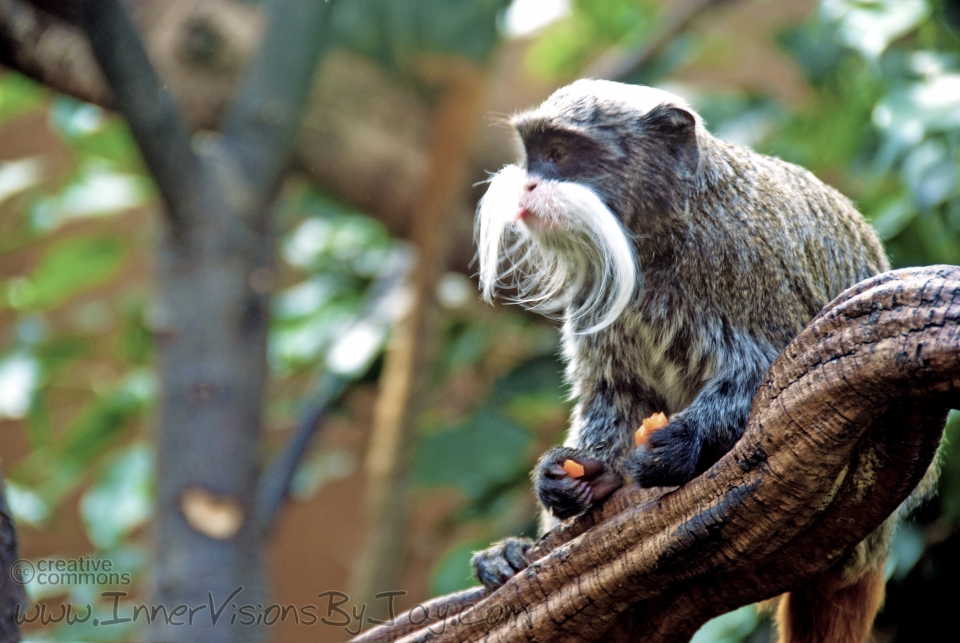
[350,265,960,643]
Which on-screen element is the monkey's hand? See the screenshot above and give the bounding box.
[625,418,701,487]
[535,446,623,520]
[471,536,533,590]
[626,367,760,487]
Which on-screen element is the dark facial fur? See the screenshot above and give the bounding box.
[472,79,889,589]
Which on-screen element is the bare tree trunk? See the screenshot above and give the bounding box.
[351,265,960,643]
[72,0,332,640]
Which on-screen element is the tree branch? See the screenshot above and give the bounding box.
[219,0,334,224]
[254,372,347,536]
[0,0,108,105]
[74,0,203,235]
[254,244,411,535]
[351,265,960,643]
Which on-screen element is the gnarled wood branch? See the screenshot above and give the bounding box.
[352,265,960,643]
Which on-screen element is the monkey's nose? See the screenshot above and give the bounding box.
[524,179,538,192]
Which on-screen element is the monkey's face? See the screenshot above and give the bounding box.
[476,80,700,334]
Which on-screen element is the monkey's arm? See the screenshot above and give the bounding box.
[625,354,769,487]
[534,384,662,519]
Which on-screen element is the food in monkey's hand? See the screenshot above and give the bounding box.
[562,459,586,478]
[635,412,668,446]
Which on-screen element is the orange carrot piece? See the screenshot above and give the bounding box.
[563,459,585,478]
[635,412,668,446]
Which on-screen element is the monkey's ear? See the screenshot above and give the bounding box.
[645,105,699,177]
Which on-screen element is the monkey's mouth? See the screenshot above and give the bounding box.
[514,202,561,233]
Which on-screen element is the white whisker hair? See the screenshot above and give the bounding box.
[476,165,638,334]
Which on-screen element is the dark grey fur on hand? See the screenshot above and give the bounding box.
[471,80,888,589]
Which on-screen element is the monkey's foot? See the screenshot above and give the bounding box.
[471,537,534,590]
[625,418,700,487]
[535,447,622,520]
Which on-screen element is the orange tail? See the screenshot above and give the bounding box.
[776,562,886,643]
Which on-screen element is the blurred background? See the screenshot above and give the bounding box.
[0,0,959,641]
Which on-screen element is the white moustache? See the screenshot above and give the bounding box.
[475,164,638,334]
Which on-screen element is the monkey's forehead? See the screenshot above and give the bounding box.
[512,79,699,132]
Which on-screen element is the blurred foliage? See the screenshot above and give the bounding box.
[524,0,661,78]
[327,0,512,74]
[0,70,158,641]
[415,313,567,596]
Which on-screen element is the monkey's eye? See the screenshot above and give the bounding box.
[547,148,565,164]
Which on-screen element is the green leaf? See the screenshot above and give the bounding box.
[526,0,658,79]
[50,97,106,139]
[414,407,532,499]
[0,72,46,123]
[0,352,39,420]
[446,323,489,372]
[80,443,155,549]
[415,355,565,499]
[430,540,485,596]
[4,480,50,527]
[901,137,958,207]
[489,355,567,406]
[14,236,127,311]
[871,193,918,240]
[116,302,153,364]
[690,604,759,643]
[778,20,846,85]
[61,390,142,466]
[29,166,153,231]
[888,522,927,581]
[936,410,960,527]
[24,375,153,506]
[824,0,931,60]
[329,0,512,70]
[0,157,44,204]
[51,97,146,172]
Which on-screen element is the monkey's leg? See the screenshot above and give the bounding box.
[471,536,534,590]
[775,561,886,643]
[775,507,906,643]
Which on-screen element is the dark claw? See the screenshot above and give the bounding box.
[471,537,534,590]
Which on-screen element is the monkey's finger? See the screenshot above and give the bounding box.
[577,457,607,479]
[587,470,622,503]
[571,479,593,507]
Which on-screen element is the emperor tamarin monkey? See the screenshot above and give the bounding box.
[471,79,912,643]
